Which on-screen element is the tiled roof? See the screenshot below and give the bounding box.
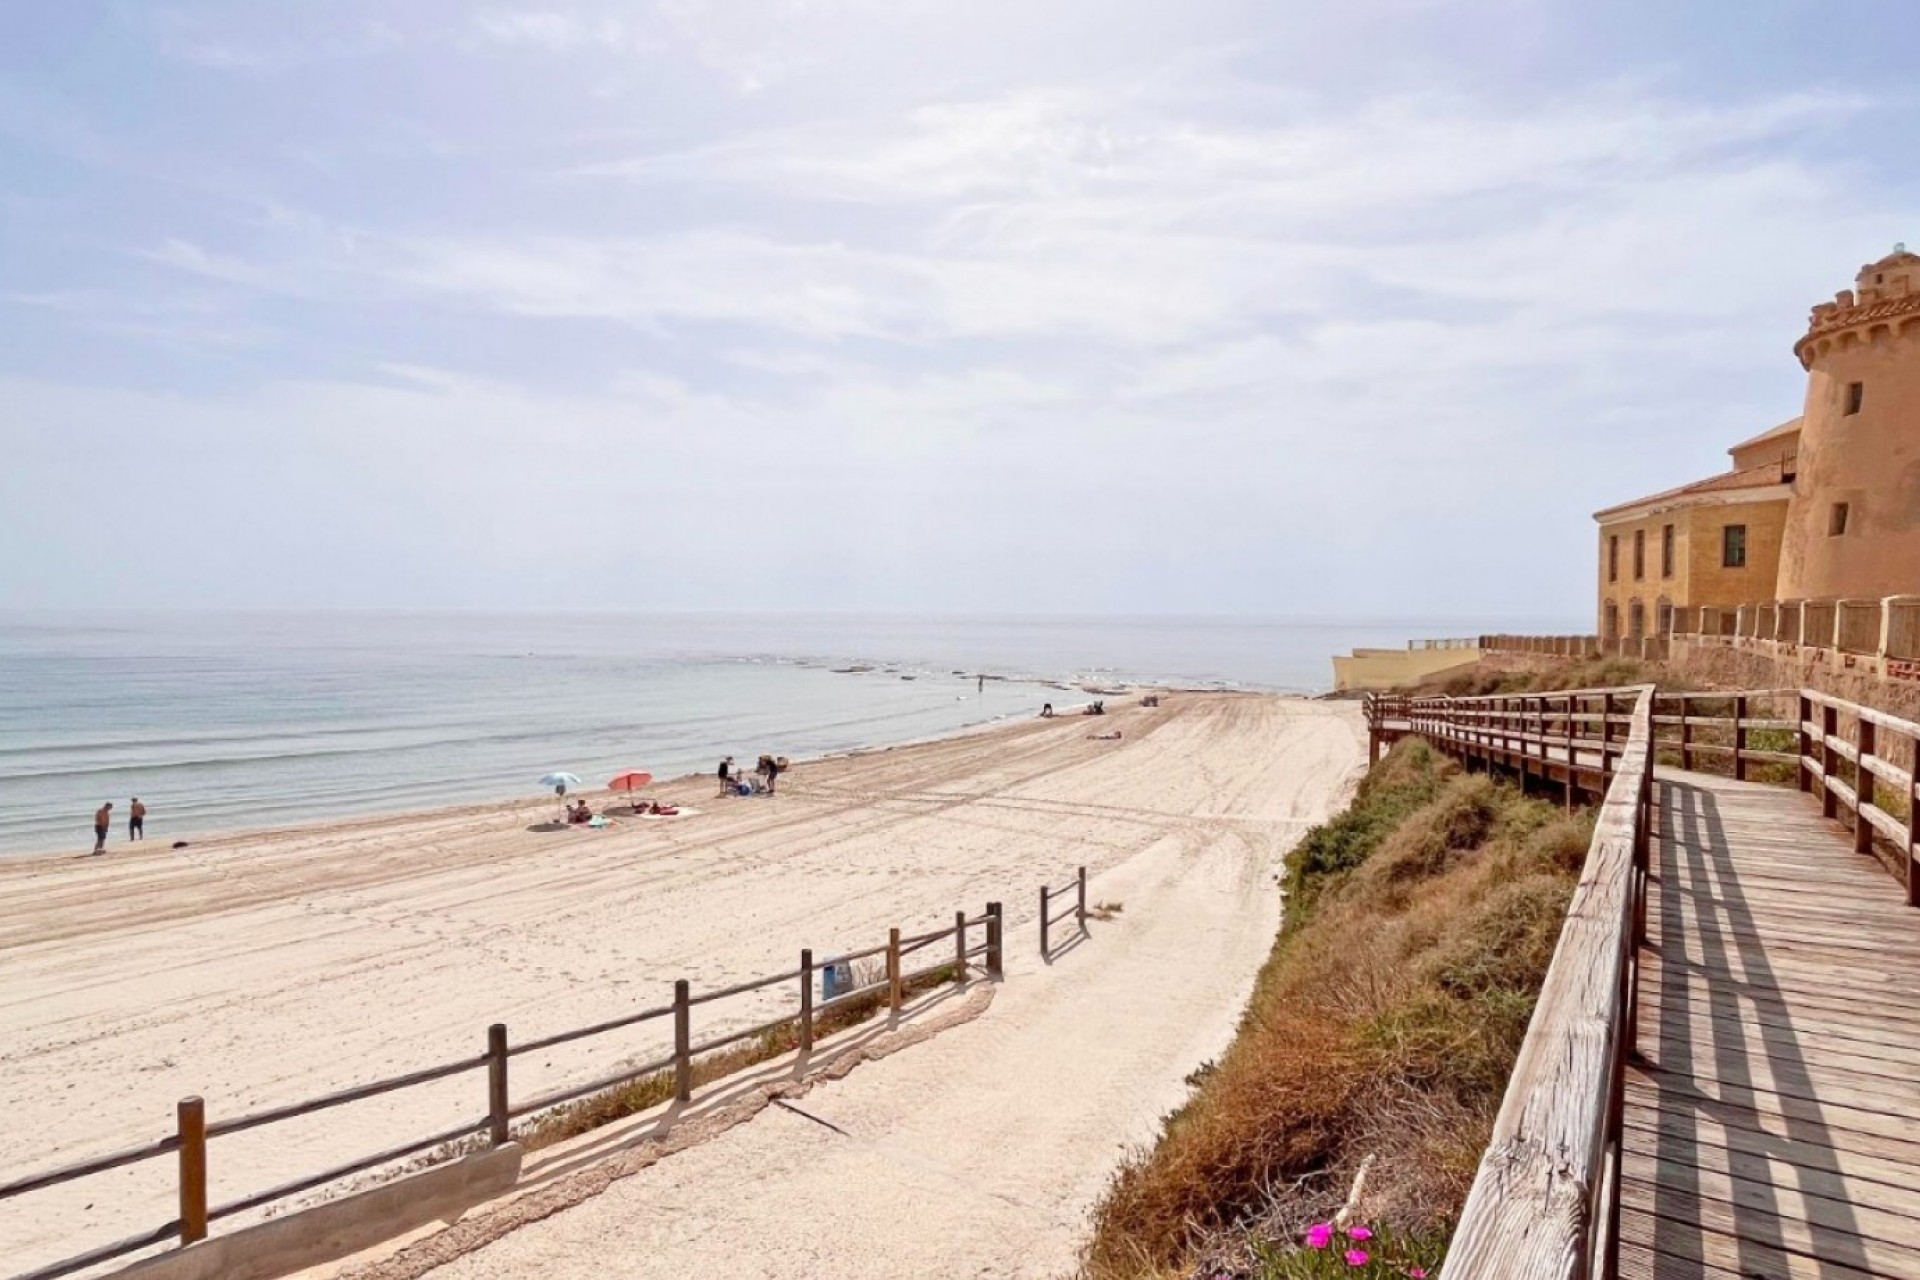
[1593,460,1791,521]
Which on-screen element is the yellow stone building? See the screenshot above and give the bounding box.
[1593,246,1920,641]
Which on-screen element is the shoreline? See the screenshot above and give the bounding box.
[1,682,1132,866]
[8,677,1283,867]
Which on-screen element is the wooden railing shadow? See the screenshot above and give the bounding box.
[1648,779,1870,1276]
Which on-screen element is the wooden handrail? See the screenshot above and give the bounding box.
[1441,686,1654,1279]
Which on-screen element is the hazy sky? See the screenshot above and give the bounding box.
[2,2,1914,618]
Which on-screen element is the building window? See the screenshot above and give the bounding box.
[1661,524,1675,578]
[1845,381,1864,415]
[1629,600,1646,641]
[1603,601,1619,642]
[1723,524,1748,568]
[1608,535,1619,583]
[1633,529,1645,580]
[1657,600,1673,635]
[1830,502,1850,536]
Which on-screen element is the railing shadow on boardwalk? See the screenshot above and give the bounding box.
[1646,778,1869,1277]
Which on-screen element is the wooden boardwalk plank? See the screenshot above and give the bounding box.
[1617,772,1920,1280]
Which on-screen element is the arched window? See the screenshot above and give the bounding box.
[1629,600,1646,642]
[1656,598,1673,636]
[1603,601,1620,642]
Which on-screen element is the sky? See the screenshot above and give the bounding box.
[1,1,1915,620]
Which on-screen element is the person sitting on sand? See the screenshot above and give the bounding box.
[567,800,593,824]
[92,802,113,855]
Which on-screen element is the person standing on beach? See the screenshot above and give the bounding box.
[129,797,146,842]
[91,802,112,855]
[717,756,734,796]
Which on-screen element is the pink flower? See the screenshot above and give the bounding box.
[1346,1249,1370,1267]
[1306,1223,1334,1250]
[1408,1270,1429,1279]
[1347,1226,1374,1242]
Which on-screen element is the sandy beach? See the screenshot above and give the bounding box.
[0,693,1364,1279]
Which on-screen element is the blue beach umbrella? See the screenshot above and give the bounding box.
[540,771,583,797]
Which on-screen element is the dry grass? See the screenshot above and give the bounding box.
[1419,654,1669,697]
[1082,741,1590,1279]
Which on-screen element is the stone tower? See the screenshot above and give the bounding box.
[1777,246,1920,601]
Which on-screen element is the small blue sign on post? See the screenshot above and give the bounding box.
[821,961,853,1001]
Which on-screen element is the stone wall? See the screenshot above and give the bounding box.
[1472,641,1920,722]
[1667,637,1920,722]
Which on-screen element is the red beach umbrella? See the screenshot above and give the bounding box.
[608,771,653,794]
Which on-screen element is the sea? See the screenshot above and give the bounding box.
[0,611,1572,858]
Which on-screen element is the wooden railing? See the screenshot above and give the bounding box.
[1039,866,1088,956]
[1800,689,1920,905]
[1654,688,1800,779]
[3,903,1008,1280]
[1367,687,1642,797]
[1368,681,1920,1277]
[1441,686,1653,1279]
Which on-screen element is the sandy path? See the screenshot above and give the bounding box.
[0,694,1363,1278]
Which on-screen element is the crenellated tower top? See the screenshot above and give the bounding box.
[1795,244,1920,369]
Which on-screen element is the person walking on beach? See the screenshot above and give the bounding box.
[91,802,113,855]
[717,756,734,797]
[129,797,146,842]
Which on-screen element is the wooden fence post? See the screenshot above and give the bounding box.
[1822,704,1840,820]
[1077,866,1088,930]
[1907,770,1920,909]
[954,912,967,985]
[487,1024,509,1147]
[1039,885,1050,957]
[1563,694,1576,810]
[799,949,813,1052]
[1635,767,1653,946]
[1679,696,1693,772]
[1601,694,1616,789]
[1734,695,1749,782]
[177,1096,207,1246]
[1856,719,1877,856]
[1799,693,1815,793]
[986,902,1003,977]
[673,980,691,1103]
[887,927,902,1013]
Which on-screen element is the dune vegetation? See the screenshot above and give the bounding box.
[1083,739,1592,1279]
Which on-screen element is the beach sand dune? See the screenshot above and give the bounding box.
[0,693,1363,1279]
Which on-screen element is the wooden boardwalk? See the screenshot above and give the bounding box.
[1621,769,1920,1280]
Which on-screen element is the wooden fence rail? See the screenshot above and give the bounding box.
[4,902,1009,1280]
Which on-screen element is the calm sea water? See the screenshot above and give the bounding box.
[0,611,1563,857]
